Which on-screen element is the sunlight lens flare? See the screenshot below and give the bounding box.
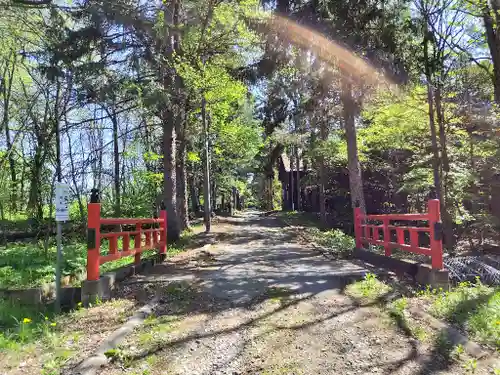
[267,15,398,92]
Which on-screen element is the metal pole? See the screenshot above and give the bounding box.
[55,221,62,313]
[201,58,211,232]
[202,98,211,232]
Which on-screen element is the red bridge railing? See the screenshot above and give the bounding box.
[354,199,443,270]
[86,203,167,281]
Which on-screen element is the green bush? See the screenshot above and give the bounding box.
[0,234,189,289]
[312,228,355,255]
[346,273,391,300]
[422,279,500,349]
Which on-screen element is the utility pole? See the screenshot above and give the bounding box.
[201,58,211,232]
[54,107,68,313]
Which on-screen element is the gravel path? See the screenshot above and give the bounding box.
[98,212,498,375]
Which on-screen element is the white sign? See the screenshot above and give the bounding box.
[55,183,71,222]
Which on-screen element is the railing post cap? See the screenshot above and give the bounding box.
[90,188,100,203]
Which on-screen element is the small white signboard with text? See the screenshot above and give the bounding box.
[55,183,71,222]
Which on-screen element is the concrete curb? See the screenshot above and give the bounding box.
[74,296,159,375]
[408,306,489,359]
[0,271,86,306]
[353,248,449,289]
[81,255,161,306]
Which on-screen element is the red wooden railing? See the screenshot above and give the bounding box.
[354,199,443,270]
[86,203,167,281]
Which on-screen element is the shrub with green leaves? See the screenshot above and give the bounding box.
[422,278,500,349]
[346,273,392,301]
[309,228,355,255]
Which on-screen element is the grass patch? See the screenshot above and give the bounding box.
[345,273,392,301]
[419,279,500,349]
[277,211,355,257]
[265,286,293,305]
[277,211,319,228]
[261,363,304,375]
[0,229,193,289]
[0,298,136,374]
[0,300,57,348]
[137,315,180,347]
[387,297,429,341]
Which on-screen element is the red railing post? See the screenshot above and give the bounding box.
[354,207,362,249]
[428,199,444,270]
[87,203,101,281]
[134,223,142,265]
[383,218,391,256]
[159,209,167,256]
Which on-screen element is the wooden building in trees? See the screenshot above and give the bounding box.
[278,153,308,211]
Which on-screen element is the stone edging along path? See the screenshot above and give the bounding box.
[74,295,159,375]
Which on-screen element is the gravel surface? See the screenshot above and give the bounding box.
[97,212,499,375]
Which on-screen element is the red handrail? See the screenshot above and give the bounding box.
[86,203,167,281]
[354,199,443,270]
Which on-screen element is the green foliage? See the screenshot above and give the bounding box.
[361,87,431,153]
[0,229,192,289]
[307,227,355,255]
[272,171,282,210]
[421,279,500,349]
[345,273,392,301]
[119,170,163,218]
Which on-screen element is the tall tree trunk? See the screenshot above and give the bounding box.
[423,28,446,246]
[162,0,181,241]
[1,51,17,212]
[318,120,328,226]
[434,83,454,251]
[190,178,199,215]
[176,118,189,230]
[341,78,366,212]
[201,88,211,232]
[67,129,85,223]
[163,106,180,240]
[109,109,121,217]
[212,180,217,213]
[295,145,301,211]
[54,80,62,182]
[482,4,500,104]
[28,146,44,220]
[289,147,295,210]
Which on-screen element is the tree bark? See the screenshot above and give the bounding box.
[67,129,85,223]
[295,145,301,211]
[482,4,500,104]
[176,101,189,231]
[289,147,295,210]
[434,83,455,250]
[423,29,443,202]
[318,120,328,226]
[1,51,17,212]
[341,78,366,213]
[28,145,44,220]
[190,179,199,215]
[110,108,121,217]
[162,0,181,241]
[201,89,211,232]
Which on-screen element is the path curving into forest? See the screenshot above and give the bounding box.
[92,212,496,375]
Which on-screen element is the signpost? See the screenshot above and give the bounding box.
[55,183,70,312]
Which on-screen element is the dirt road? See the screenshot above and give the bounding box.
[97,212,496,375]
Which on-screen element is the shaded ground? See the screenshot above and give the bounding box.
[86,212,498,375]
